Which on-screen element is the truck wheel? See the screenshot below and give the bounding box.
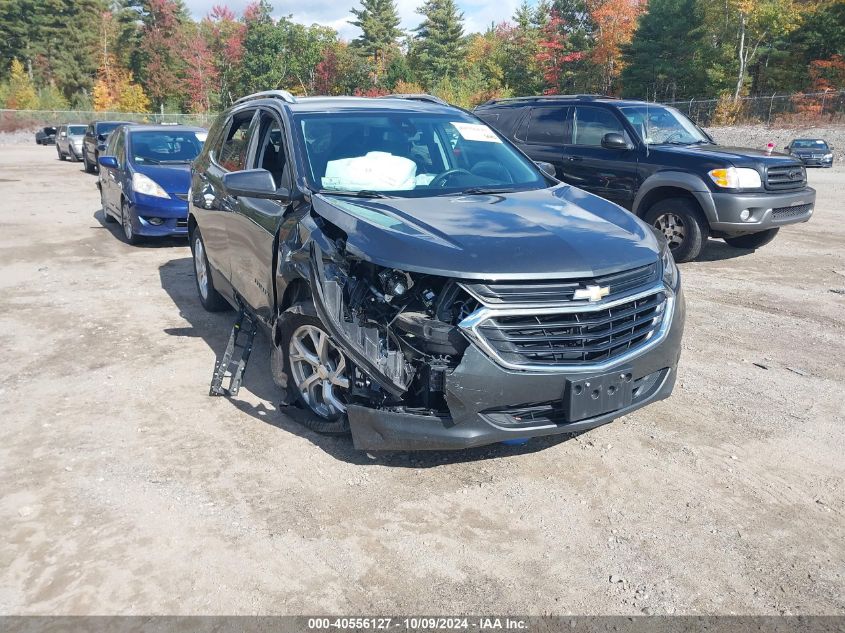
[191,228,229,312]
[644,198,709,263]
[723,228,780,250]
[280,301,351,434]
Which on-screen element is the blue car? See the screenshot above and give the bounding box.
[97,125,207,244]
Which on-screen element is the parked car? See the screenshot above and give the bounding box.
[97,125,207,244]
[188,91,685,451]
[82,120,132,173]
[475,95,816,262]
[35,126,56,145]
[784,138,834,168]
[55,124,87,161]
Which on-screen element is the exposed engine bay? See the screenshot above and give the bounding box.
[310,242,478,415]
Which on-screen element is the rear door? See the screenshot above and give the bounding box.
[562,106,639,209]
[509,105,572,179]
[195,108,258,285]
[227,108,292,321]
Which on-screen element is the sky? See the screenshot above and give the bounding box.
[183,0,525,40]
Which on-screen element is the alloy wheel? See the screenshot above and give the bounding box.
[288,324,349,419]
[653,212,686,250]
[122,205,134,242]
[193,236,209,300]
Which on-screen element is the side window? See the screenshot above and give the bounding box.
[251,111,289,189]
[573,107,628,146]
[87,124,94,137]
[217,111,255,172]
[114,131,126,164]
[525,106,572,145]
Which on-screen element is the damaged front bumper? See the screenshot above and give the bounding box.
[347,286,686,451]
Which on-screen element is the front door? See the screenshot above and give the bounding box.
[561,106,639,209]
[227,109,291,322]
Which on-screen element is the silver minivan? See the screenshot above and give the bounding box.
[55,124,87,162]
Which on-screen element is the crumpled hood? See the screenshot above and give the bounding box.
[133,163,191,194]
[311,184,660,280]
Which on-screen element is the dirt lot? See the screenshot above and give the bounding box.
[0,144,843,616]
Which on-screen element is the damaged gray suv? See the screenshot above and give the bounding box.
[189,91,685,451]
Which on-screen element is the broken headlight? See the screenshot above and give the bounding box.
[661,243,679,290]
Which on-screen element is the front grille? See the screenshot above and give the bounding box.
[463,263,659,305]
[174,193,189,201]
[765,164,806,191]
[475,291,667,366]
[772,203,812,221]
[176,219,188,227]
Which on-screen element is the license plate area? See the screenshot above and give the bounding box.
[564,369,634,423]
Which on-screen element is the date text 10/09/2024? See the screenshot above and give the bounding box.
[307,618,529,630]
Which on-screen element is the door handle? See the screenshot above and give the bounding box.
[566,156,583,162]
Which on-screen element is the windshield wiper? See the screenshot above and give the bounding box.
[315,189,394,199]
[459,186,518,195]
[138,158,162,164]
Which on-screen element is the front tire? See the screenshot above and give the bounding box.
[120,201,142,246]
[280,301,351,434]
[83,150,95,173]
[191,228,229,312]
[643,198,710,263]
[57,146,65,161]
[724,228,780,250]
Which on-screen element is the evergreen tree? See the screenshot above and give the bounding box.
[411,0,466,88]
[621,0,709,100]
[350,0,402,70]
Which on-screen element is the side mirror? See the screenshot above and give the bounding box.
[222,169,289,201]
[601,132,630,150]
[98,155,118,169]
[534,161,556,178]
[97,133,107,142]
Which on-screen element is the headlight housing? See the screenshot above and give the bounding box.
[824,153,833,160]
[661,243,680,290]
[132,172,170,198]
[707,167,761,189]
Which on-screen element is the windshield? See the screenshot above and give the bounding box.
[619,105,709,146]
[129,130,204,164]
[68,125,86,136]
[792,139,828,149]
[294,112,546,196]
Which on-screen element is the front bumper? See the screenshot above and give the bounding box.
[704,187,815,233]
[130,195,189,237]
[348,286,685,451]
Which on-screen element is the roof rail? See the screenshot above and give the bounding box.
[376,93,448,106]
[234,90,297,105]
[480,94,616,106]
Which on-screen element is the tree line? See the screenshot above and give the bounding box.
[0,0,842,114]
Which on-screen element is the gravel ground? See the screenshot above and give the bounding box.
[0,144,843,615]
[705,125,845,161]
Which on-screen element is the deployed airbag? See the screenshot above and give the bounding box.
[323,151,417,191]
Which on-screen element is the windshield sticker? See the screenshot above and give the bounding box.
[451,122,502,143]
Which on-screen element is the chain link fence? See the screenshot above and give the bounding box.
[0,109,216,132]
[664,90,845,127]
[3,90,845,132]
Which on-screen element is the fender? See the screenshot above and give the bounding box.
[632,171,717,224]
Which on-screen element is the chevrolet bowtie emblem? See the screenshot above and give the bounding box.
[573,285,610,302]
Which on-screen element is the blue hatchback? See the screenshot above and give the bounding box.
[98,125,207,244]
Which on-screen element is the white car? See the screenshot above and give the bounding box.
[55,124,87,162]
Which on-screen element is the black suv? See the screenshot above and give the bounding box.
[82,120,132,173]
[475,96,816,262]
[188,91,685,451]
